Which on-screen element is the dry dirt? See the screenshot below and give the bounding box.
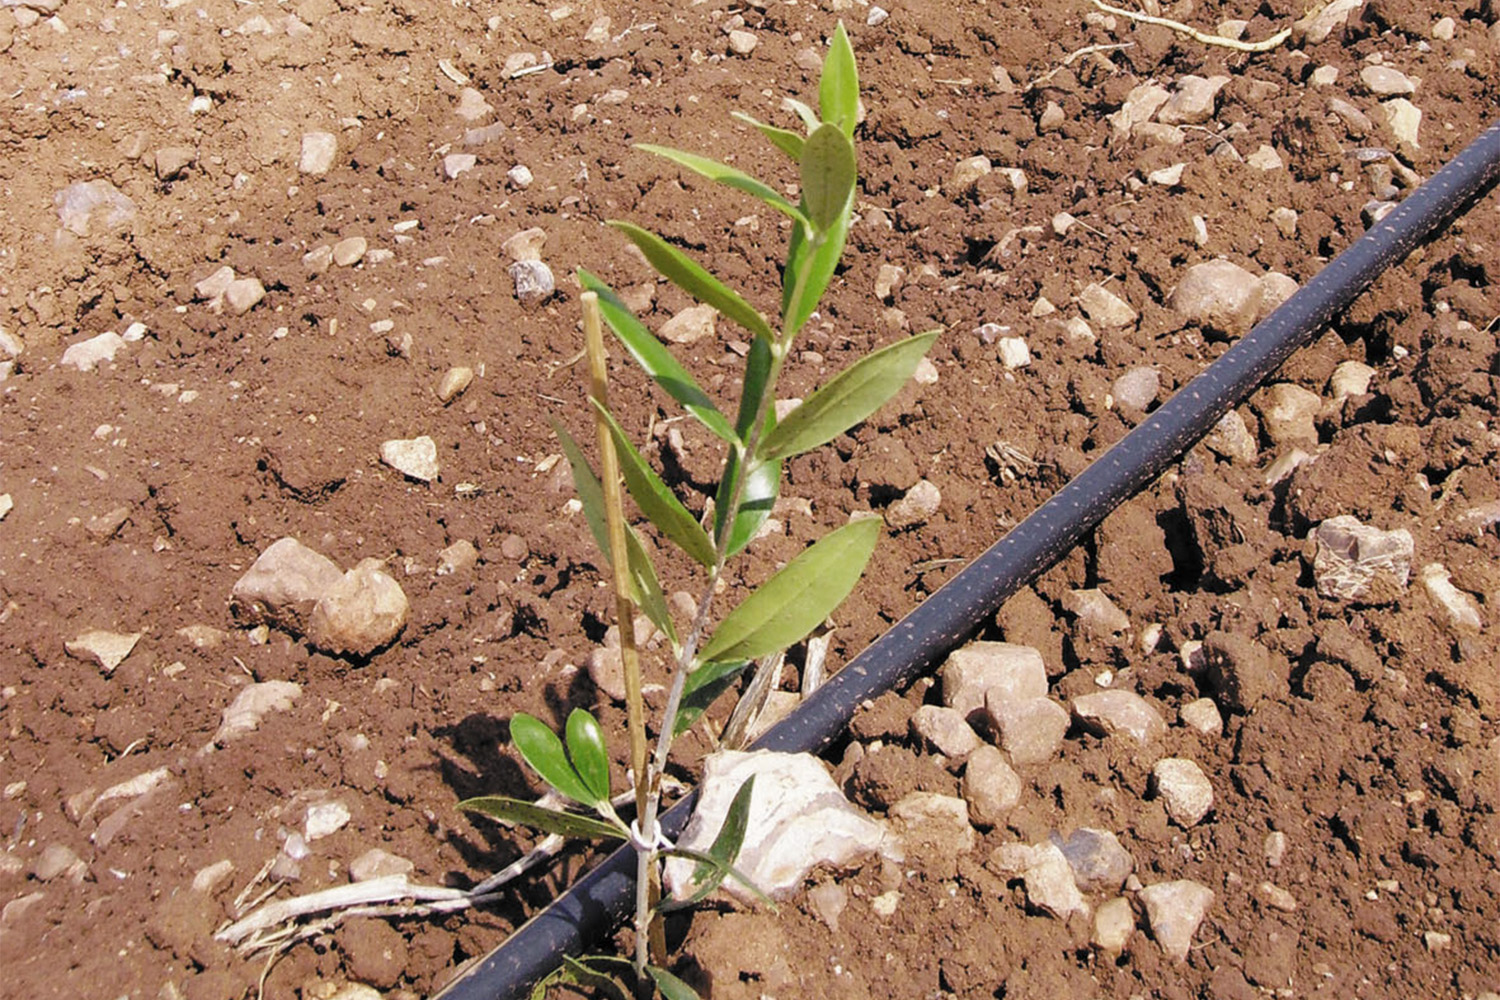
[2,0,1500,998]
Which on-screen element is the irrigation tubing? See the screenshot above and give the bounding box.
[436,117,1500,1000]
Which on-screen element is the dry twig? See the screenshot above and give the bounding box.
[1090,0,1292,52]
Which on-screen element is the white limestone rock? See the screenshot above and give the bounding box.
[232,537,345,632]
[1169,260,1264,338]
[64,629,141,675]
[1312,515,1413,602]
[307,559,410,657]
[1139,880,1214,961]
[1153,757,1214,826]
[381,436,440,483]
[1071,690,1167,746]
[941,642,1048,721]
[208,680,302,747]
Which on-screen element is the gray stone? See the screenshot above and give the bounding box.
[380,435,439,482]
[299,131,338,174]
[349,848,415,882]
[1204,410,1257,463]
[507,164,534,189]
[909,704,981,761]
[1078,283,1137,327]
[32,843,86,882]
[1054,828,1134,893]
[1329,360,1376,401]
[1138,880,1214,961]
[986,694,1069,766]
[1383,98,1421,150]
[807,882,847,932]
[60,332,126,372]
[1062,588,1130,636]
[1257,881,1298,912]
[663,750,886,903]
[454,87,493,122]
[332,236,367,266]
[1420,563,1482,631]
[305,800,352,840]
[1245,144,1284,171]
[1297,0,1363,42]
[1169,260,1264,338]
[307,559,409,657]
[946,155,991,195]
[1153,758,1214,826]
[508,260,555,307]
[209,681,302,747]
[191,859,235,895]
[1071,690,1166,746]
[1108,82,1171,139]
[436,539,479,577]
[153,146,197,181]
[500,227,547,263]
[1312,515,1414,602]
[997,337,1030,369]
[1254,383,1321,449]
[232,537,344,632]
[1112,367,1159,410]
[437,366,474,404]
[961,745,1022,826]
[1157,75,1229,125]
[224,277,266,316]
[886,479,941,529]
[727,29,757,55]
[1093,896,1135,953]
[940,642,1048,721]
[54,179,137,237]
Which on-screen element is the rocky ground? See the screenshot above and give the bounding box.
[2,0,1499,998]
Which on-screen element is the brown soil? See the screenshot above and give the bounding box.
[2,0,1498,998]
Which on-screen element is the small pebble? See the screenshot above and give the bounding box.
[1093,897,1135,953]
[332,236,367,267]
[444,153,477,179]
[659,303,716,345]
[727,29,757,55]
[1360,64,1416,97]
[961,745,1022,826]
[997,337,1030,369]
[381,436,440,483]
[65,629,141,674]
[1138,880,1214,961]
[886,479,941,529]
[507,164,534,189]
[1257,881,1298,912]
[437,366,474,403]
[1153,758,1214,826]
[305,801,352,840]
[1077,283,1136,327]
[1179,698,1223,736]
[299,131,338,175]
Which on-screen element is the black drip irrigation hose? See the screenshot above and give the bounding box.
[436,118,1500,1000]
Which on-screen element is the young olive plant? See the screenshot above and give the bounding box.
[460,22,937,998]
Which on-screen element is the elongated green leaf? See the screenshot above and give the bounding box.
[761,330,941,460]
[559,956,632,1000]
[608,222,774,343]
[510,713,595,805]
[673,659,750,736]
[458,795,625,841]
[801,125,857,234]
[646,966,701,1000]
[592,400,717,568]
[636,144,811,231]
[783,98,820,134]
[577,270,737,444]
[731,111,805,161]
[657,847,776,910]
[819,22,859,136]
[707,776,754,871]
[781,194,851,340]
[715,454,780,558]
[552,420,677,642]
[565,708,611,804]
[699,517,882,662]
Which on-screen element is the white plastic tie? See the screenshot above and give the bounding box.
[628,818,673,853]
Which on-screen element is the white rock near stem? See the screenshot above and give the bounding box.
[232,537,345,632]
[306,559,410,657]
[663,750,886,904]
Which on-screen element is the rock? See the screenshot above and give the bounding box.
[1071,690,1166,745]
[1204,410,1257,463]
[941,642,1048,721]
[986,694,1069,766]
[1062,588,1130,636]
[1296,0,1363,42]
[1077,283,1137,327]
[1312,515,1414,602]
[437,366,474,403]
[1022,843,1089,920]
[299,131,338,174]
[997,337,1031,369]
[889,792,976,859]
[191,860,235,895]
[1108,82,1171,139]
[32,843,86,882]
[303,244,334,275]
[807,882,847,932]
[1138,880,1214,961]
[1179,698,1223,736]
[332,236,367,267]
[961,745,1022,825]
[305,800,351,840]
[1329,360,1376,401]
[663,750,886,903]
[65,629,141,674]
[1093,896,1135,953]
[55,179,137,237]
[1254,383,1320,448]
[1245,145,1284,171]
[1264,830,1288,866]
[1200,631,1288,712]
[1054,828,1133,894]
[86,505,131,540]
[1152,758,1214,826]
[1038,100,1065,132]
[501,227,547,263]
[1157,75,1230,125]
[1383,98,1421,150]
[1271,207,1298,239]
[209,681,302,746]
[1420,563,1482,631]
[1169,260,1264,338]
[454,86,492,122]
[946,155,992,195]
[1147,162,1186,186]
[1328,96,1373,137]
[223,277,266,316]
[1361,65,1415,97]
[910,704,981,760]
[231,537,344,632]
[436,539,479,577]
[307,559,409,657]
[1112,367,1158,410]
[380,436,439,483]
[875,264,904,302]
[659,303,717,344]
[1257,882,1298,912]
[60,331,126,371]
[886,479,941,529]
[508,260,555,307]
[727,29,757,55]
[507,164,533,189]
[349,848,415,882]
[153,146,196,181]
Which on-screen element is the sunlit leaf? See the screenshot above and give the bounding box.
[761,330,940,460]
[801,125,857,234]
[657,846,776,911]
[637,144,811,232]
[730,111,805,161]
[714,454,780,558]
[576,270,737,444]
[706,776,754,871]
[552,420,677,643]
[565,708,611,804]
[783,98,820,134]
[646,965,702,1000]
[699,517,881,663]
[608,222,774,343]
[819,22,859,136]
[592,400,717,568]
[509,713,595,805]
[780,195,851,340]
[673,659,750,736]
[458,795,625,841]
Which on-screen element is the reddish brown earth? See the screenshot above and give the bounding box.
[2,0,1499,998]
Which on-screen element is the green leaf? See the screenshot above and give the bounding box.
[714,454,780,558]
[761,330,940,460]
[780,196,851,340]
[558,956,632,1000]
[565,708,611,804]
[646,966,702,1000]
[705,776,754,872]
[656,847,776,911]
[783,98,820,134]
[636,144,811,232]
[819,22,859,136]
[673,659,750,736]
[509,713,596,805]
[592,400,717,568]
[607,222,774,344]
[731,111,805,161]
[801,124,857,234]
[577,270,737,444]
[458,795,625,841]
[699,517,882,663]
[552,420,677,643]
